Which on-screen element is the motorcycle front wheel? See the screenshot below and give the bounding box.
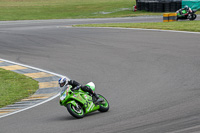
[66,103,84,119]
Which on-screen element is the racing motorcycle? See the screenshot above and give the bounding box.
[59,82,109,118]
[177,9,197,21]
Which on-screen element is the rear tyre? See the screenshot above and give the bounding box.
[98,94,109,112]
[66,103,84,119]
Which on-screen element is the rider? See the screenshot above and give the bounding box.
[58,77,103,104]
[177,5,192,16]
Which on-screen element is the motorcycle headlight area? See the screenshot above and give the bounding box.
[60,92,66,101]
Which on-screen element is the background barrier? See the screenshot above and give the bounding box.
[163,13,177,22]
[136,0,182,12]
[163,13,169,22]
[169,13,177,21]
[182,0,200,10]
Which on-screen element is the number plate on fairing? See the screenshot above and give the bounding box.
[60,93,66,101]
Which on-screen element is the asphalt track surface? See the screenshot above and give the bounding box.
[1,16,200,133]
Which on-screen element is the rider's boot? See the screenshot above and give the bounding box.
[92,92,104,104]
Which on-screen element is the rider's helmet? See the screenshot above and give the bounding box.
[184,5,189,10]
[58,77,68,88]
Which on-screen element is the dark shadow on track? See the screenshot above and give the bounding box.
[47,111,104,121]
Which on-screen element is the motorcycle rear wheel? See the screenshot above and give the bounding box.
[66,103,84,119]
[98,94,109,112]
[189,14,197,20]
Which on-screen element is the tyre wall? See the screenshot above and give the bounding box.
[136,0,182,12]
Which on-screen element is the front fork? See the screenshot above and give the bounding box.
[67,100,82,111]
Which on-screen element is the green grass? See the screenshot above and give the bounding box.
[0,68,39,108]
[0,0,167,21]
[0,0,199,21]
[74,20,200,32]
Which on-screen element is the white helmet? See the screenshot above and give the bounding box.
[58,77,68,88]
[184,5,189,10]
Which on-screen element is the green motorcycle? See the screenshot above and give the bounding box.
[177,9,197,21]
[59,82,109,118]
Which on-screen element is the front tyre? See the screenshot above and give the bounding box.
[66,103,84,119]
[98,94,109,112]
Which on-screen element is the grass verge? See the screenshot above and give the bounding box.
[0,0,199,21]
[0,0,174,21]
[0,68,39,108]
[74,20,200,32]
[0,0,133,20]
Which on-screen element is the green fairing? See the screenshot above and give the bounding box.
[60,85,100,115]
[182,10,187,14]
[60,82,109,118]
[67,100,77,107]
[177,9,187,16]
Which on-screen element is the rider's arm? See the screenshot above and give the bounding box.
[189,8,192,13]
[177,9,181,13]
[68,80,82,88]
